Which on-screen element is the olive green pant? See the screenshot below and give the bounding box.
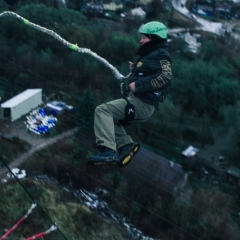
[94,93,155,151]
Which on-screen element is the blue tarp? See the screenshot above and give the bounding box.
[25,108,57,135]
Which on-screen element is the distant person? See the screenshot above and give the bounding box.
[88,21,172,167]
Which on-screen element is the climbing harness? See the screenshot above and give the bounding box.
[120,78,135,122]
[154,91,165,102]
[120,77,128,99]
[124,98,135,121]
[0,11,124,81]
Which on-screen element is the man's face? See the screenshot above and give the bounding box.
[140,34,150,45]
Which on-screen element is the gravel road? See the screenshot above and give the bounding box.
[0,119,78,177]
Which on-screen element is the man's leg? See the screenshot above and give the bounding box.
[88,98,127,165]
[89,95,155,166]
[116,94,155,167]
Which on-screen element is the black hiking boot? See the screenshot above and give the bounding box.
[117,143,140,168]
[88,147,119,166]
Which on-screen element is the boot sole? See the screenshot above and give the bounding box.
[118,143,140,168]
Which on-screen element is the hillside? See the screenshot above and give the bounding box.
[1,0,240,239]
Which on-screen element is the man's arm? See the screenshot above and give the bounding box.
[128,59,172,93]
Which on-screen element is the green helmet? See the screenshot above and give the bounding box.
[139,21,167,39]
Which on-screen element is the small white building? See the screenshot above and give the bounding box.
[182,145,199,157]
[0,89,42,122]
[131,7,146,18]
[103,2,123,11]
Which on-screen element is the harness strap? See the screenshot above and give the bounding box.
[124,98,135,121]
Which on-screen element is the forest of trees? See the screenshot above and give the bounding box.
[0,0,240,239]
[1,1,240,165]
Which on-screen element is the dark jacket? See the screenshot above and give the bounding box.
[127,39,172,107]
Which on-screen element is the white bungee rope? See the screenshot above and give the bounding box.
[0,11,124,80]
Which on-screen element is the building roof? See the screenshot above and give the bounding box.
[225,166,240,179]
[1,89,42,108]
[182,145,199,157]
[131,7,146,18]
[103,3,123,11]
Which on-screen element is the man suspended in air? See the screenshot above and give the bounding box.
[88,21,172,167]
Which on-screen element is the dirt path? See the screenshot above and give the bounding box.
[0,125,78,177]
